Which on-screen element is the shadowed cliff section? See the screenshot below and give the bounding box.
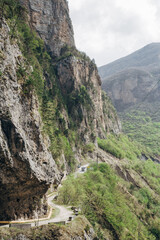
[0,20,59,220]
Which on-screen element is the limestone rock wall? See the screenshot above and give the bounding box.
[57,56,121,143]
[20,0,75,56]
[0,20,59,220]
[102,68,157,111]
[20,0,121,140]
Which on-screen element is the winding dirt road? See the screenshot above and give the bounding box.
[36,194,74,226]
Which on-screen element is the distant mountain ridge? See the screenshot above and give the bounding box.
[102,67,157,111]
[99,43,160,79]
[98,43,160,111]
[98,43,160,155]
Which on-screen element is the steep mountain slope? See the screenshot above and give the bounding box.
[58,160,160,240]
[102,68,158,111]
[0,0,120,221]
[99,43,160,111]
[21,0,121,139]
[98,43,160,154]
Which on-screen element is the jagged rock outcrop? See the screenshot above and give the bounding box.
[20,0,75,56]
[0,20,59,220]
[21,0,121,139]
[57,56,121,143]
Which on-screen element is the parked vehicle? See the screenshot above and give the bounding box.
[81,167,86,172]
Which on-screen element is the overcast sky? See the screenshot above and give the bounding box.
[68,0,160,67]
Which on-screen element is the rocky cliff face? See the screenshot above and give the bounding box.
[0,20,59,220]
[0,0,121,221]
[22,0,121,138]
[20,0,75,56]
[102,68,157,111]
[57,56,121,142]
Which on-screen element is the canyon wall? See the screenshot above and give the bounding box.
[0,0,120,220]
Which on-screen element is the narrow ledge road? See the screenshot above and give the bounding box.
[36,193,74,227]
[0,193,74,228]
[0,163,89,228]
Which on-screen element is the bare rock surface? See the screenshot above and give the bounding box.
[57,56,121,142]
[0,20,59,220]
[20,0,75,56]
[19,0,121,137]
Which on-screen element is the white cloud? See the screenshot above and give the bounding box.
[68,0,160,66]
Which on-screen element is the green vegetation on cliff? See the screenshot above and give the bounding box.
[1,0,121,174]
[1,0,84,171]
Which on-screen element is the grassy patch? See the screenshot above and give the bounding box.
[82,143,95,154]
[57,163,157,239]
[97,134,143,160]
[129,158,160,195]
